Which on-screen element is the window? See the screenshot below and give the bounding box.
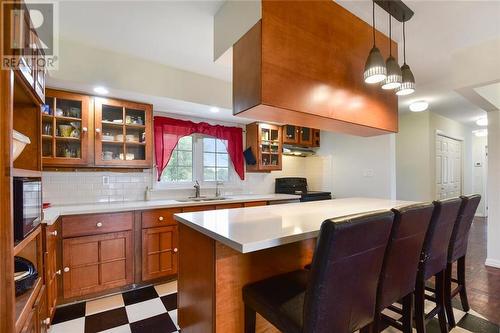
[203,137,229,182]
[159,134,233,185]
[161,136,193,182]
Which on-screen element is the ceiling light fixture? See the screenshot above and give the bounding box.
[409,100,428,112]
[93,86,109,95]
[396,20,415,96]
[382,15,402,90]
[364,1,387,84]
[476,117,488,126]
[210,106,220,113]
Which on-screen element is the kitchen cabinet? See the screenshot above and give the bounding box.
[62,231,133,299]
[34,286,48,333]
[43,222,60,323]
[215,203,243,209]
[11,2,46,103]
[283,125,319,148]
[94,97,153,168]
[245,122,282,172]
[42,90,92,166]
[41,89,153,169]
[142,226,178,281]
[141,208,180,229]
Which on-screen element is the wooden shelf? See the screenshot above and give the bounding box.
[13,225,41,256]
[102,140,124,145]
[55,136,80,141]
[12,168,42,178]
[125,141,145,146]
[15,276,42,331]
[125,123,146,129]
[102,121,124,127]
[41,114,53,119]
[42,135,52,139]
[55,116,82,122]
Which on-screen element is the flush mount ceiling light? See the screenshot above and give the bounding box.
[476,117,488,126]
[210,106,220,113]
[364,1,387,84]
[382,15,402,90]
[93,86,109,95]
[409,100,428,112]
[396,20,415,96]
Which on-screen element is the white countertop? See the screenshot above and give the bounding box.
[42,194,300,225]
[174,197,416,253]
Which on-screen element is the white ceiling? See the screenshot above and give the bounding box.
[56,0,500,129]
[475,82,500,109]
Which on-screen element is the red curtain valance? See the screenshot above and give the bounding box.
[154,116,245,180]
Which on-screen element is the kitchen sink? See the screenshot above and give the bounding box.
[175,197,227,202]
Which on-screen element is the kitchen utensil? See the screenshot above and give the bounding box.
[69,106,80,118]
[55,108,64,117]
[42,104,51,114]
[58,125,73,137]
[126,134,139,142]
[125,115,132,124]
[119,153,135,160]
[102,135,115,141]
[115,134,124,141]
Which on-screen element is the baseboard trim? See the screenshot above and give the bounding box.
[485,258,500,268]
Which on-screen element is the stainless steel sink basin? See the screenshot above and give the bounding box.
[175,197,227,202]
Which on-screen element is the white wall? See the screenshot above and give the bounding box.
[317,131,396,200]
[472,135,488,216]
[486,110,500,268]
[396,111,474,202]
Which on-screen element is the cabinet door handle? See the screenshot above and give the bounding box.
[63,267,70,273]
[158,216,164,221]
[96,222,103,228]
[56,269,61,275]
[95,128,101,134]
[82,127,88,132]
[49,230,57,236]
[43,318,50,325]
[173,248,178,253]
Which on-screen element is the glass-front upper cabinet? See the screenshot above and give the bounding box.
[42,89,91,166]
[258,123,282,171]
[283,125,299,144]
[94,97,152,167]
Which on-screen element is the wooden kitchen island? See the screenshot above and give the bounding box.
[174,198,413,333]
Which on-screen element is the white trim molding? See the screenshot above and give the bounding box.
[485,258,500,268]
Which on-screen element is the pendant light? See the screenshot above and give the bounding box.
[364,1,387,84]
[396,19,415,96]
[381,15,402,90]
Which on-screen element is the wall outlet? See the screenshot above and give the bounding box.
[102,175,110,185]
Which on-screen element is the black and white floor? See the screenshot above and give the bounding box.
[49,280,499,333]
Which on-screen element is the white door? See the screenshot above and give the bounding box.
[436,135,462,199]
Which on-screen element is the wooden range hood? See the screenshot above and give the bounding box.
[233,0,398,136]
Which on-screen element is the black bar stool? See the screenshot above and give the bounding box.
[242,210,395,333]
[444,194,481,327]
[414,198,462,333]
[361,203,435,333]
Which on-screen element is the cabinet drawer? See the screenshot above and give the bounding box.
[62,212,133,238]
[182,205,216,213]
[243,201,268,207]
[215,203,243,210]
[142,208,181,229]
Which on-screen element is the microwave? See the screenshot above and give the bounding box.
[13,177,42,242]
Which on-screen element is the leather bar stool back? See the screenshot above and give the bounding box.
[364,203,435,333]
[414,198,462,333]
[444,194,481,327]
[303,211,394,332]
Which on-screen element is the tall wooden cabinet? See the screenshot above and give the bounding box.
[42,90,153,169]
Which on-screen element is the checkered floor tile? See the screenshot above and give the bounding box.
[49,280,498,333]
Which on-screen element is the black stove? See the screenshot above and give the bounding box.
[275,177,332,202]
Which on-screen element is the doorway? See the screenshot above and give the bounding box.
[436,134,463,199]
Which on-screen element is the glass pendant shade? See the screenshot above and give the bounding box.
[382,56,402,90]
[396,63,415,96]
[364,46,387,84]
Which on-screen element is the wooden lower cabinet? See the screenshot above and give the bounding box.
[20,286,48,333]
[43,222,59,322]
[142,226,178,281]
[20,308,36,333]
[62,231,133,299]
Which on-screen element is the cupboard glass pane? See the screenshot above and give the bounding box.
[102,105,123,124]
[55,98,82,119]
[125,108,145,126]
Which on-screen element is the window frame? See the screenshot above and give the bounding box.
[155,134,237,189]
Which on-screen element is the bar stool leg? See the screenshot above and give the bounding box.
[457,256,470,312]
[444,263,456,328]
[402,293,413,333]
[414,277,427,333]
[244,304,256,333]
[435,271,449,333]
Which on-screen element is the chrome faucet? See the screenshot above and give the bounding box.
[215,181,223,198]
[193,180,201,198]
